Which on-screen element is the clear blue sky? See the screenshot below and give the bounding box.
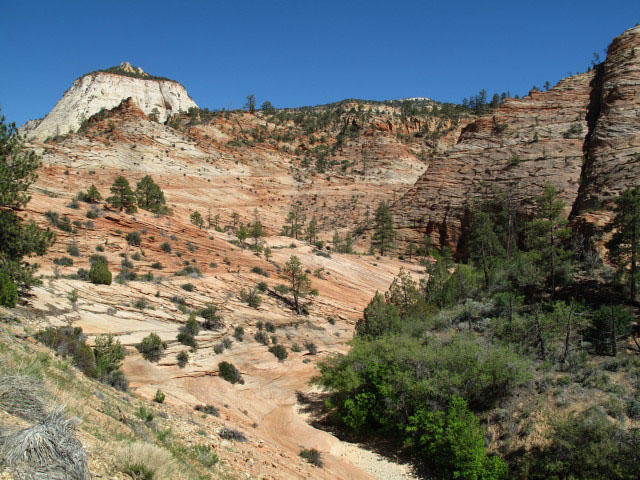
[1,0,638,126]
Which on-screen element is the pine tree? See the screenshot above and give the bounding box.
[249,209,265,252]
[306,216,318,244]
[0,114,56,291]
[283,203,305,239]
[469,207,504,287]
[282,255,312,314]
[107,176,137,213]
[332,231,342,252]
[231,212,240,230]
[343,231,353,254]
[385,267,420,315]
[372,201,396,256]
[606,187,640,301]
[190,211,204,228]
[135,175,170,214]
[84,184,102,203]
[526,184,571,293]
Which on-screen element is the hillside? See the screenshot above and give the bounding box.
[2,23,640,480]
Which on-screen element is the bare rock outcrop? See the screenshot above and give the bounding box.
[391,24,640,253]
[574,25,640,214]
[390,72,595,251]
[21,63,197,140]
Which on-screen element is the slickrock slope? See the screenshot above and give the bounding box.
[390,72,595,251]
[574,25,640,216]
[27,95,460,241]
[22,62,197,140]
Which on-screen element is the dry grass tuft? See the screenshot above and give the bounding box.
[114,441,177,480]
[0,407,90,480]
[0,374,47,422]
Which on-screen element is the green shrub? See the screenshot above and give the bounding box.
[135,405,154,422]
[233,326,244,341]
[154,389,165,403]
[151,262,163,269]
[177,350,189,368]
[254,331,270,345]
[89,261,112,285]
[126,231,141,246]
[136,332,165,362]
[218,361,244,384]
[177,332,197,349]
[195,404,219,416]
[0,272,18,308]
[405,396,507,479]
[199,304,223,330]
[94,334,125,376]
[160,242,172,253]
[181,283,195,292]
[304,341,318,355]
[520,407,637,479]
[35,326,97,377]
[269,345,288,362]
[53,256,74,266]
[299,448,323,468]
[66,244,80,257]
[193,444,219,467]
[239,287,261,308]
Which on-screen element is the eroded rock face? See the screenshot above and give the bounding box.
[22,67,197,140]
[574,25,640,214]
[391,24,640,253]
[390,72,595,251]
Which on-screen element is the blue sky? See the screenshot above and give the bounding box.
[1,1,637,126]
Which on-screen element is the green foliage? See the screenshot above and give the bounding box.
[35,326,97,377]
[89,261,112,285]
[160,242,172,253]
[218,361,244,384]
[0,272,18,307]
[371,201,396,255]
[299,448,323,468]
[406,396,508,480]
[136,332,165,362]
[93,334,125,376]
[525,184,572,291]
[190,210,204,228]
[469,207,505,287]
[135,175,171,215]
[77,184,102,203]
[355,292,401,338]
[106,176,137,213]
[176,350,189,368]
[282,255,312,313]
[154,389,165,403]
[317,334,529,424]
[520,408,639,480]
[0,115,56,290]
[268,344,288,362]
[587,304,633,356]
[606,186,640,301]
[126,231,141,246]
[199,304,223,330]
[239,286,262,308]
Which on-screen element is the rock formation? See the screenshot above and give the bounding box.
[391,24,640,253]
[21,62,197,140]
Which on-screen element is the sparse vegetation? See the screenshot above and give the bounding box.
[218,361,244,384]
[136,332,165,362]
[299,448,323,468]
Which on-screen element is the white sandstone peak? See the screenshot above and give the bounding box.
[21,66,198,141]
